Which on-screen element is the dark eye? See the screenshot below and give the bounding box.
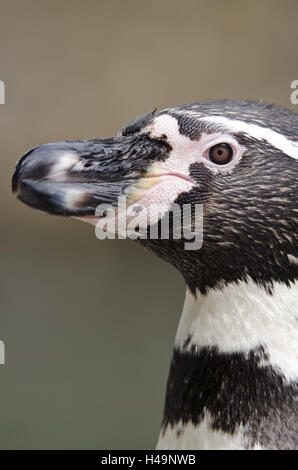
[208,143,233,165]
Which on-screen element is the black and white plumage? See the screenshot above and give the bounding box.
[12,100,298,449]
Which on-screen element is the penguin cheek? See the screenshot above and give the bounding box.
[122,174,195,228]
[74,175,195,236]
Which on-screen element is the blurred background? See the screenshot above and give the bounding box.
[0,0,297,449]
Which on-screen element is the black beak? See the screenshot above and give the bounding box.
[12,135,170,216]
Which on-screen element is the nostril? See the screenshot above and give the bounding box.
[12,147,37,193]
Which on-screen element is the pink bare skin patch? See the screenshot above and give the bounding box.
[75,114,244,232]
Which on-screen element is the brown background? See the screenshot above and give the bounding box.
[0,0,297,449]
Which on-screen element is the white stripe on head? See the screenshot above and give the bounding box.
[200,116,298,160]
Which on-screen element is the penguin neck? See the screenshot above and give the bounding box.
[157,279,298,450]
[176,280,298,378]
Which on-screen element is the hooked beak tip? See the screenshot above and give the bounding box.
[12,141,136,217]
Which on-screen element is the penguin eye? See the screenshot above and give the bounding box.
[208,143,233,165]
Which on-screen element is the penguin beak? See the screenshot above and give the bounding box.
[12,136,171,217]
